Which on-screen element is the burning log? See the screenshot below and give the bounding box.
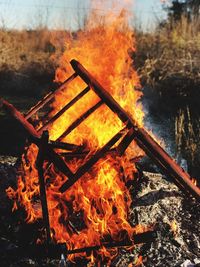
[65,230,157,255]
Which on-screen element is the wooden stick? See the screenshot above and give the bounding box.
[117,128,135,156]
[48,140,84,151]
[45,146,74,179]
[57,100,103,141]
[25,72,77,120]
[2,231,157,259]
[37,86,90,134]
[36,131,51,244]
[66,230,157,255]
[59,148,117,159]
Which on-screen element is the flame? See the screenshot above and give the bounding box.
[191,178,197,186]
[170,220,178,236]
[7,1,147,264]
[134,256,143,266]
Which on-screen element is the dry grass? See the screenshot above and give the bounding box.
[136,16,200,87]
[0,28,61,99]
[0,29,55,71]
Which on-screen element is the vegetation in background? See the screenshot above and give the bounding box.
[167,0,200,22]
[135,3,200,177]
[0,28,56,101]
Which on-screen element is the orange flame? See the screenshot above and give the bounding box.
[134,255,143,266]
[170,220,178,236]
[191,178,197,186]
[7,1,146,263]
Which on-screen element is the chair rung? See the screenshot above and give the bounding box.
[37,86,90,134]
[57,100,104,141]
[25,72,78,120]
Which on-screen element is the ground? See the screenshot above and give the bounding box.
[0,157,199,267]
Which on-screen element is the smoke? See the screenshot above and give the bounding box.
[142,86,175,156]
[90,0,134,12]
[87,0,134,27]
[141,85,189,172]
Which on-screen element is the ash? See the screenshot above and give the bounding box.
[117,171,200,267]
[0,157,199,267]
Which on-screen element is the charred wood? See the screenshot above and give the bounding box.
[36,131,51,244]
[0,231,157,259]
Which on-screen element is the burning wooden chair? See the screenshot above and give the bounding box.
[1,59,199,198]
[0,59,200,257]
